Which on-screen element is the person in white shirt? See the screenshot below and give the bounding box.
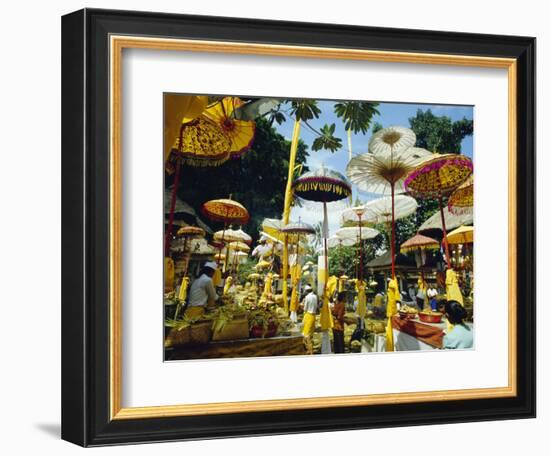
[301,285,318,354]
[427,285,438,311]
[184,261,219,319]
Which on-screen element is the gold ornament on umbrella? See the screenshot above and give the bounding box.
[448,175,474,214]
[203,97,256,159]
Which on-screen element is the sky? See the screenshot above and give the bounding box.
[271,100,474,235]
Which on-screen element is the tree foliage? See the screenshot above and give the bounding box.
[328,235,384,278]
[408,109,473,154]
[333,101,380,134]
[172,117,309,243]
[311,123,342,152]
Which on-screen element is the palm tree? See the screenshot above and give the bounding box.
[334,101,380,160]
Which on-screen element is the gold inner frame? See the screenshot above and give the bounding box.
[109,35,518,420]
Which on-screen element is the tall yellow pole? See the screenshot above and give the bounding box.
[282,120,301,313]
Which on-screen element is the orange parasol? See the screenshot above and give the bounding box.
[400,233,440,253]
[202,197,250,268]
[203,97,256,159]
[202,198,250,225]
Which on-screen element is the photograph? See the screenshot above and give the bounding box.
[163,95,475,360]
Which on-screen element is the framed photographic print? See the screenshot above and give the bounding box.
[61,8,536,447]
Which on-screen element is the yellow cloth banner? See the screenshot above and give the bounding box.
[281,120,302,313]
[445,268,464,305]
[356,279,367,319]
[320,294,334,331]
[178,276,190,302]
[289,268,301,312]
[212,268,222,287]
[386,277,400,351]
[326,275,338,298]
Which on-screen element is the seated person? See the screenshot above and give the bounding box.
[442,300,473,349]
[184,261,219,319]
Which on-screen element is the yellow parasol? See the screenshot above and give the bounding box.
[448,175,473,214]
[214,253,226,261]
[446,225,474,245]
[227,241,251,252]
[213,228,244,243]
[203,97,256,158]
[163,94,208,163]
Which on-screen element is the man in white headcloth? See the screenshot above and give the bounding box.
[185,261,219,320]
[251,235,272,259]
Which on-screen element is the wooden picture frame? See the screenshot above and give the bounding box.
[62,8,536,447]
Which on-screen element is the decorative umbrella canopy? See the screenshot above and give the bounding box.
[227,241,251,252]
[448,175,474,214]
[176,226,205,238]
[335,226,380,241]
[175,226,206,276]
[248,273,260,280]
[281,220,316,235]
[362,195,418,224]
[400,233,440,253]
[327,235,356,248]
[419,206,473,232]
[171,117,232,167]
[214,253,226,261]
[214,227,251,244]
[233,228,252,245]
[292,166,352,203]
[202,198,250,225]
[341,206,369,224]
[404,154,473,198]
[346,131,430,282]
[293,166,352,335]
[446,225,474,245]
[347,146,432,195]
[262,218,302,243]
[405,153,473,266]
[368,125,416,156]
[203,97,256,159]
[164,94,208,162]
[213,229,242,243]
